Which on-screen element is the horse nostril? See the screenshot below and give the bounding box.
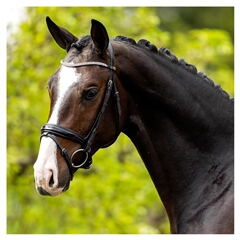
[49,174,54,187]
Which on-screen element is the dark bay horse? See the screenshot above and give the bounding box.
[34,17,234,233]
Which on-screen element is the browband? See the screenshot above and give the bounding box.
[60,60,116,71]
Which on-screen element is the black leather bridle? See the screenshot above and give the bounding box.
[40,43,121,180]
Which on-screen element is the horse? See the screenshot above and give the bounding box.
[33,17,234,234]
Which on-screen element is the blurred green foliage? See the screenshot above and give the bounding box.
[7,7,234,234]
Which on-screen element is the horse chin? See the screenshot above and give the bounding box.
[57,172,71,194]
[62,181,70,192]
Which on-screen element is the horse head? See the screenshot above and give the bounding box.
[34,18,126,196]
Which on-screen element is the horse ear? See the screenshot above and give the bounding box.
[91,19,109,54]
[46,16,78,51]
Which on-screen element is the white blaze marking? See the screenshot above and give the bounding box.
[49,66,81,124]
[34,66,80,195]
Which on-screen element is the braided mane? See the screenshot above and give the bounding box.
[113,36,232,101]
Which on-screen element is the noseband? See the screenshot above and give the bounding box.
[40,43,121,180]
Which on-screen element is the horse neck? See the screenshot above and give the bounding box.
[116,43,234,232]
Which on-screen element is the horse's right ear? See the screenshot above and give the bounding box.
[46,16,78,51]
[91,19,109,55]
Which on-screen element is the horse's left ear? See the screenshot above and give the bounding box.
[91,19,109,55]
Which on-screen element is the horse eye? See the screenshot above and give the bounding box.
[85,89,98,100]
